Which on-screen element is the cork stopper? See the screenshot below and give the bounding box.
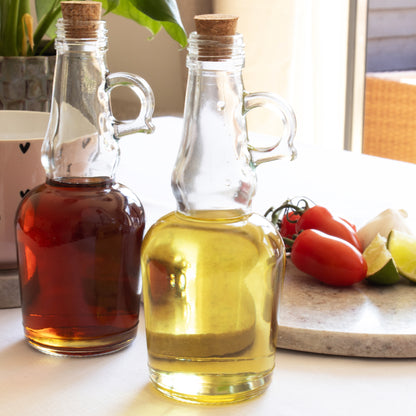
[193,14,239,60]
[194,14,238,36]
[60,1,102,38]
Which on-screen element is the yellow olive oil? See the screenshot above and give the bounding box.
[141,210,285,404]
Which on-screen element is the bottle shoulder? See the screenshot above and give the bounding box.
[141,210,285,274]
[144,210,282,246]
[150,210,276,226]
[16,180,144,222]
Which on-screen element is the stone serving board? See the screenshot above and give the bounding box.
[277,261,416,358]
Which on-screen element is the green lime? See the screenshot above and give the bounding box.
[363,233,400,285]
[387,230,416,282]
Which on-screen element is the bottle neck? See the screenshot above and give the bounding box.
[41,19,118,183]
[171,33,257,217]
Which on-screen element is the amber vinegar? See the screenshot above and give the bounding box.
[141,210,285,403]
[16,178,144,356]
[15,2,155,357]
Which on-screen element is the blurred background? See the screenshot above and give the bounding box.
[27,0,416,159]
[105,0,359,151]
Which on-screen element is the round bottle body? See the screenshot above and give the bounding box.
[15,178,144,356]
[141,210,285,404]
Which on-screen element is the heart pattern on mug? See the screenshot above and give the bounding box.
[20,189,30,198]
[19,142,31,154]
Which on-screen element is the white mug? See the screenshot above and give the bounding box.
[0,111,49,269]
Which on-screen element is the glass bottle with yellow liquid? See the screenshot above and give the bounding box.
[141,14,296,403]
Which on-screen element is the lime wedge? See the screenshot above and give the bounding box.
[363,233,400,285]
[387,230,416,282]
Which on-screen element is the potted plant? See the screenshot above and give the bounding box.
[0,0,187,110]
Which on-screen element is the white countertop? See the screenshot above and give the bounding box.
[2,304,416,416]
[118,117,416,233]
[1,116,416,415]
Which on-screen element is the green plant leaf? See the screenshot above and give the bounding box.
[2,0,20,55]
[100,0,161,35]
[33,5,61,54]
[35,0,61,40]
[104,0,120,14]
[0,0,187,56]
[18,0,31,55]
[35,0,58,21]
[100,0,187,47]
[132,0,187,46]
[132,0,183,23]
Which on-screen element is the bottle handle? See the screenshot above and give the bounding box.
[106,72,155,138]
[243,91,297,166]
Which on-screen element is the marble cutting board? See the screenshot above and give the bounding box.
[277,261,416,358]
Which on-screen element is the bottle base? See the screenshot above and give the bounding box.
[149,366,273,405]
[24,325,138,357]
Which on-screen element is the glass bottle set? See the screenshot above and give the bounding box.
[15,5,296,405]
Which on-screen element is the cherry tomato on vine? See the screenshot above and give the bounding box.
[290,229,367,286]
[280,211,300,239]
[295,206,362,252]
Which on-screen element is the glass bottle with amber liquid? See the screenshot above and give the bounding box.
[15,1,155,356]
[141,15,297,403]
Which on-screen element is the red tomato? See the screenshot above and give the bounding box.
[280,211,300,239]
[340,217,357,232]
[296,206,362,252]
[290,229,367,286]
